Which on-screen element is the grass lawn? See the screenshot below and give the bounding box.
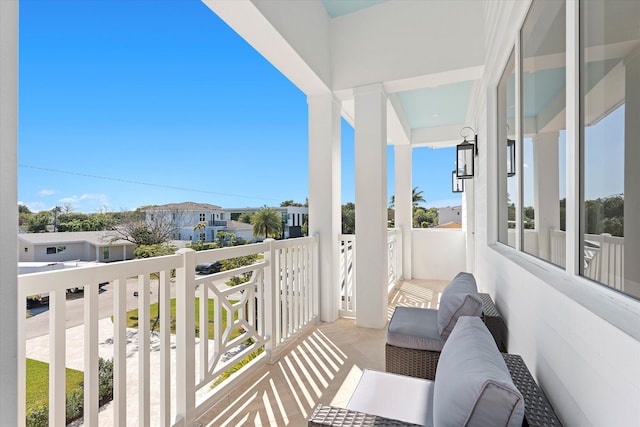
[26,358,84,413]
[126,297,242,340]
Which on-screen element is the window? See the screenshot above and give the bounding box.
[199,213,206,222]
[580,0,639,299]
[497,50,516,247]
[24,247,28,253]
[103,247,110,260]
[46,246,66,255]
[521,0,566,267]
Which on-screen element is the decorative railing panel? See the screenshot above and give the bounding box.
[18,237,318,427]
[338,234,356,317]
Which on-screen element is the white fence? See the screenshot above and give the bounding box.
[338,229,402,318]
[18,237,318,427]
[550,229,624,290]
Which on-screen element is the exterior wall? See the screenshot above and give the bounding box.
[411,229,466,280]
[474,2,640,425]
[19,242,35,262]
[438,206,461,225]
[31,242,89,262]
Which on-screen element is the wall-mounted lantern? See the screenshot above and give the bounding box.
[452,170,464,193]
[456,126,477,179]
[507,138,516,177]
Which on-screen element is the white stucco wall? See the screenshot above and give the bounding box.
[411,229,467,280]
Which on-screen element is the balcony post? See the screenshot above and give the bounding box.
[624,49,640,295]
[394,144,412,279]
[263,238,279,361]
[0,1,18,425]
[354,83,388,329]
[175,248,196,426]
[308,93,341,322]
[533,132,560,261]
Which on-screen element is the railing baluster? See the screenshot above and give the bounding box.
[199,283,208,382]
[49,289,66,427]
[176,248,196,426]
[113,277,127,426]
[84,283,99,426]
[159,270,171,427]
[138,274,151,427]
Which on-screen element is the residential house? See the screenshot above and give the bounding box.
[18,231,136,263]
[2,1,639,426]
[438,206,462,227]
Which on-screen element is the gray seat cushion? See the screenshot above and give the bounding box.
[437,272,483,339]
[387,306,446,351]
[347,369,435,426]
[433,316,524,427]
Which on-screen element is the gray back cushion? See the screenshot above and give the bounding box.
[433,316,524,427]
[437,272,482,339]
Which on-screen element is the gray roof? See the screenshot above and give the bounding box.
[143,202,222,211]
[18,231,134,246]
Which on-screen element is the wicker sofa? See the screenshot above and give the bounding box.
[385,272,484,380]
[309,316,525,427]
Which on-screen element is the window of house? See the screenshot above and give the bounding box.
[521,0,566,267]
[200,213,206,222]
[497,49,516,248]
[24,247,28,253]
[103,247,110,260]
[46,247,56,254]
[580,0,639,299]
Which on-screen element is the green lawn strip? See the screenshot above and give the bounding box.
[26,358,84,413]
[125,297,243,340]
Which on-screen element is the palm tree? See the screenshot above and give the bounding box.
[193,221,207,243]
[389,186,427,208]
[251,207,282,239]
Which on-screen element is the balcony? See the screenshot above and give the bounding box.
[19,233,418,426]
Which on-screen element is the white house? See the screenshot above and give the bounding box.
[438,206,461,226]
[18,231,136,263]
[144,202,309,243]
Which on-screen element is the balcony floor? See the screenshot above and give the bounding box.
[197,279,448,426]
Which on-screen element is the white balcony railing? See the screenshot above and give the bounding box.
[18,236,318,427]
[338,229,402,318]
[550,229,624,290]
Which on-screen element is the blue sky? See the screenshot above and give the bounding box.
[18,0,460,214]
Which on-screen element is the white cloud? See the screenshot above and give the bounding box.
[21,201,47,212]
[38,189,57,197]
[59,193,108,204]
[425,198,463,209]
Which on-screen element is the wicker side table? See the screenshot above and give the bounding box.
[502,353,563,426]
[479,292,508,352]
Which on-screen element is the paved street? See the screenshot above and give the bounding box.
[24,277,174,339]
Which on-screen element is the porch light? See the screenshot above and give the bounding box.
[452,170,464,193]
[507,138,516,177]
[456,126,477,179]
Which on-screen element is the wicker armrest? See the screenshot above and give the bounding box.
[479,293,508,352]
[308,404,421,427]
[502,354,562,426]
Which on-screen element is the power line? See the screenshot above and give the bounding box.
[19,164,279,201]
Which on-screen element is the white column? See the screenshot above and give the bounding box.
[0,1,18,425]
[354,84,388,329]
[624,50,640,296]
[394,144,412,279]
[308,94,341,322]
[533,132,560,261]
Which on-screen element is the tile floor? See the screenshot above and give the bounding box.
[197,279,448,426]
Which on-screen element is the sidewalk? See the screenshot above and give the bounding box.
[26,318,184,426]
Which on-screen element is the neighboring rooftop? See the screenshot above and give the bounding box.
[17,231,133,246]
[142,202,222,211]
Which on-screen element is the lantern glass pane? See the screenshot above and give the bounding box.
[456,143,474,178]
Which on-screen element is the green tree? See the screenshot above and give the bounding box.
[251,207,282,239]
[19,204,33,227]
[216,231,236,247]
[342,203,355,234]
[193,221,207,243]
[280,200,304,207]
[27,211,51,233]
[237,212,254,224]
[390,186,427,208]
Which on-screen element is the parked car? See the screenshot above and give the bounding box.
[196,262,222,275]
